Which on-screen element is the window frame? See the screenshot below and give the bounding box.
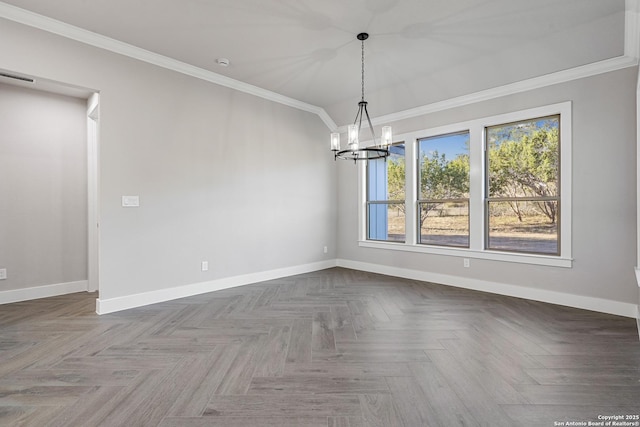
[358,102,572,268]
[365,142,406,243]
[417,130,471,248]
[484,115,561,256]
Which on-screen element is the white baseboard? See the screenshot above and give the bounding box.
[96,260,337,315]
[636,268,640,339]
[0,280,88,305]
[95,258,639,319]
[338,259,639,319]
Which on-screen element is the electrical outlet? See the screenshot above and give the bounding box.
[463,258,470,268]
[201,261,209,271]
[323,246,328,254]
[121,195,140,207]
[0,268,6,280]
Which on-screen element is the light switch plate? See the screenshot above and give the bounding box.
[122,196,140,207]
[0,269,6,280]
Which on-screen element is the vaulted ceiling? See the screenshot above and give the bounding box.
[0,0,629,126]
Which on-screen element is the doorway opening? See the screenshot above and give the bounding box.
[0,70,99,302]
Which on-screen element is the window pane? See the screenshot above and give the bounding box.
[368,144,405,202]
[487,200,558,254]
[367,203,405,242]
[487,116,559,200]
[419,201,469,247]
[418,132,469,200]
[367,143,405,243]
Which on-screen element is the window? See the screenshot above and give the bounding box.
[360,102,571,268]
[486,116,560,255]
[418,131,470,247]
[366,143,405,242]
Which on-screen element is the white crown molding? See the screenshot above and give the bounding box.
[0,2,337,130]
[337,55,639,131]
[0,2,633,137]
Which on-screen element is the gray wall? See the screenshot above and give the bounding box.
[0,16,636,309]
[338,66,638,305]
[0,83,88,291]
[0,18,337,301]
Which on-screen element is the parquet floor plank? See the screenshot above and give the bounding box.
[425,350,516,427]
[46,386,124,427]
[166,344,242,417]
[286,317,313,364]
[0,267,637,426]
[159,416,329,427]
[385,376,437,427]
[203,394,361,417]
[358,394,404,427]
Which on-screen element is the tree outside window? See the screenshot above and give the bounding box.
[362,103,569,265]
[418,132,470,247]
[486,116,560,255]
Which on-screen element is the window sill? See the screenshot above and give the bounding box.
[358,240,572,268]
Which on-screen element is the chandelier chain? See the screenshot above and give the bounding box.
[361,37,365,102]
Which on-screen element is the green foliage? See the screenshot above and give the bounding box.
[387,157,405,201]
[488,122,559,223]
[382,119,559,228]
[420,151,469,200]
[385,150,470,207]
[416,150,470,228]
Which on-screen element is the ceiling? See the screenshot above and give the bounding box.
[0,0,628,126]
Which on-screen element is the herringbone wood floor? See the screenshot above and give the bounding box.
[0,268,638,426]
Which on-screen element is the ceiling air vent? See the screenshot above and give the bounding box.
[0,72,34,83]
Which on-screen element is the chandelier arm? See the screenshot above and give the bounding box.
[353,103,362,129]
[363,103,377,145]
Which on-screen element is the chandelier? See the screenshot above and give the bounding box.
[331,33,392,162]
